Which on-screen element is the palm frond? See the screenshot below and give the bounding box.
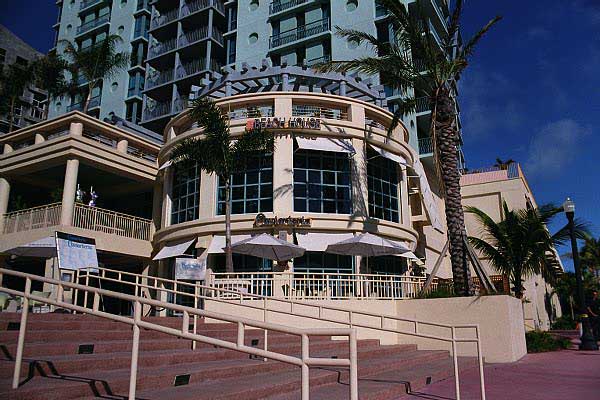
[460,16,502,61]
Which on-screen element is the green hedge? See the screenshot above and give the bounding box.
[526,330,571,353]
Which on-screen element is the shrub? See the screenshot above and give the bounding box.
[526,330,571,353]
[421,286,457,299]
[550,316,577,330]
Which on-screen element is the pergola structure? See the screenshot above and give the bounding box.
[191,60,388,107]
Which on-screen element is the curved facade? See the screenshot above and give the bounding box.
[153,91,425,274]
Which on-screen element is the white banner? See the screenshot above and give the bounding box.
[55,232,99,271]
[175,257,206,280]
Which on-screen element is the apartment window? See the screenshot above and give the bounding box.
[217,154,273,215]
[294,252,354,274]
[227,37,236,64]
[293,150,352,214]
[134,15,149,38]
[136,0,150,11]
[125,101,141,124]
[367,149,400,222]
[171,163,200,224]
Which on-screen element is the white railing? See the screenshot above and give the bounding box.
[2,203,62,234]
[292,104,348,120]
[73,203,153,241]
[210,271,428,300]
[0,268,358,400]
[70,265,485,400]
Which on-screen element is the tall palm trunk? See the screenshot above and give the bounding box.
[8,97,16,133]
[224,177,234,272]
[83,83,93,113]
[434,88,473,296]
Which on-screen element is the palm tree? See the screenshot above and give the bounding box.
[494,158,515,170]
[169,98,275,272]
[317,0,501,295]
[59,35,129,113]
[466,202,588,298]
[0,62,34,132]
[580,236,600,279]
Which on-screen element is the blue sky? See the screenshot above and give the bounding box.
[1,0,598,269]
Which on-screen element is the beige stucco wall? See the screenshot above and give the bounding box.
[461,168,563,330]
[205,294,526,363]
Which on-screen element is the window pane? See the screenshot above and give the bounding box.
[366,149,400,223]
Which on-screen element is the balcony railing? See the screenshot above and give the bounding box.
[66,95,101,112]
[418,137,433,154]
[209,271,428,300]
[181,0,225,17]
[416,96,430,114]
[146,68,174,89]
[73,203,153,241]
[299,54,331,67]
[175,59,205,79]
[178,27,213,48]
[269,18,330,49]
[2,203,62,234]
[80,0,105,10]
[227,105,274,120]
[269,0,307,14]
[76,13,110,35]
[143,100,172,121]
[292,104,348,120]
[150,8,178,30]
[148,37,177,58]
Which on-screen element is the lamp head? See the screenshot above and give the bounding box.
[563,197,575,214]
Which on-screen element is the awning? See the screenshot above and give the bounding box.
[207,235,252,254]
[411,159,444,232]
[296,232,354,252]
[369,144,408,165]
[296,136,355,154]
[152,238,196,260]
[4,236,56,258]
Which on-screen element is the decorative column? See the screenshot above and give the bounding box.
[0,177,10,233]
[151,178,163,233]
[60,159,80,226]
[161,167,173,229]
[273,97,294,215]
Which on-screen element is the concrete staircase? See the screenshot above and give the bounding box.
[0,313,477,399]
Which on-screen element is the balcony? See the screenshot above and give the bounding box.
[181,0,225,17]
[146,68,174,89]
[150,8,178,30]
[418,137,433,155]
[79,0,107,11]
[269,0,307,15]
[175,59,205,80]
[66,95,101,112]
[297,54,331,67]
[148,37,177,59]
[76,13,110,36]
[269,18,330,49]
[143,100,173,121]
[1,203,152,241]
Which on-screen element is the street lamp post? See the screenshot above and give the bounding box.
[563,197,598,351]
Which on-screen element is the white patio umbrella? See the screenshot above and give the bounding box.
[4,236,57,258]
[228,233,306,262]
[325,232,410,257]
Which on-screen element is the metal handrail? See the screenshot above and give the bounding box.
[75,265,486,400]
[0,268,358,400]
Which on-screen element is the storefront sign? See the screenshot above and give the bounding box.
[246,116,321,131]
[55,232,99,271]
[254,213,312,228]
[175,257,206,280]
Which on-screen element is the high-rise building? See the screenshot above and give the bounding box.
[0,25,48,134]
[48,0,152,124]
[49,0,464,169]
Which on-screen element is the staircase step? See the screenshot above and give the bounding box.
[264,357,480,400]
[0,343,421,399]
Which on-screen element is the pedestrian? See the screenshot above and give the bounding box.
[587,290,600,340]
